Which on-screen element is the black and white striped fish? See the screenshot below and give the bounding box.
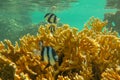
[41,46,58,66]
[44,13,59,24]
[39,41,59,68]
[33,41,63,68]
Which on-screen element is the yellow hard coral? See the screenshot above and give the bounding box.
[101,68,120,80]
[0,17,120,80]
[0,41,4,50]
[86,17,108,32]
[20,34,40,52]
[0,54,17,80]
[96,35,120,62]
[79,36,99,55]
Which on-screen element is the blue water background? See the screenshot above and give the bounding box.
[31,0,117,30]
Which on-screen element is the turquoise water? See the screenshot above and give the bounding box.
[0,0,118,43]
[31,0,116,30]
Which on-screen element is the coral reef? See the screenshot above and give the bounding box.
[0,17,120,80]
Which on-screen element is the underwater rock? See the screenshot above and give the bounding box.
[105,0,120,9]
[0,17,120,80]
[104,11,120,33]
[104,0,120,34]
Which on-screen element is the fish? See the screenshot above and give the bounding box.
[49,25,56,34]
[33,41,63,69]
[38,41,59,68]
[44,13,59,24]
[41,46,58,67]
[44,13,61,34]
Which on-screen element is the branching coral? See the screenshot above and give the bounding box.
[101,68,120,80]
[0,17,120,80]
